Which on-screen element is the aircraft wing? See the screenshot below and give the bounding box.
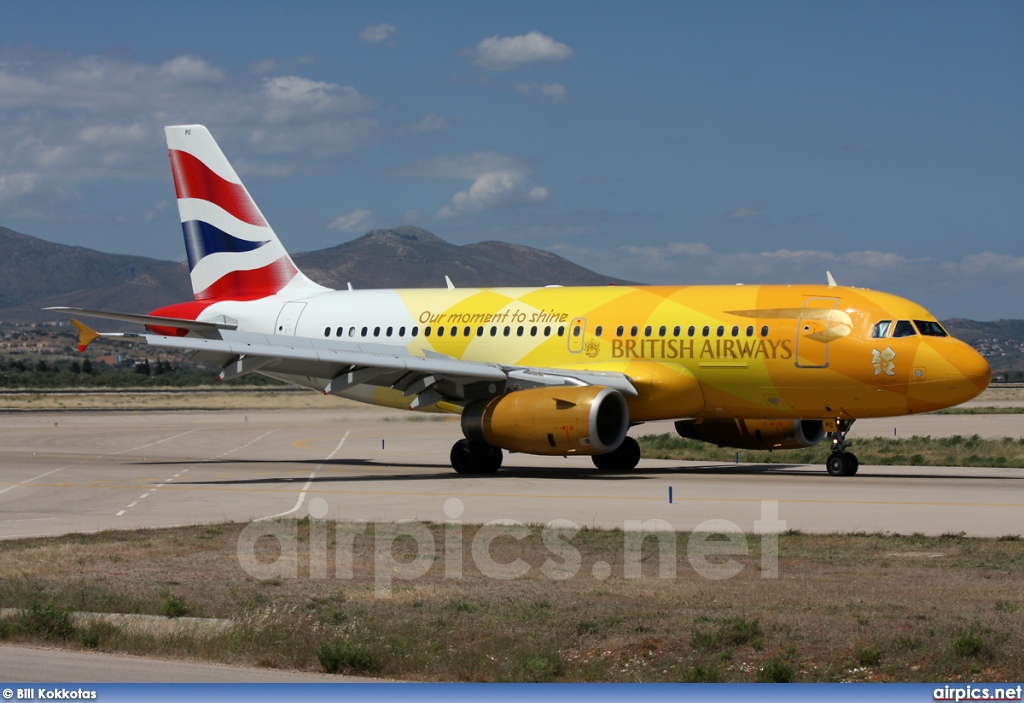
[64,316,637,409]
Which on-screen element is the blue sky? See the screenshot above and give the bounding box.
[1,1,1021,319]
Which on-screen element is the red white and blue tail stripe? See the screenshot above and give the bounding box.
[165,125,326,302]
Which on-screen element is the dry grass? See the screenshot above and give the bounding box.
[1,522,1023,682]
[0,389,363,412]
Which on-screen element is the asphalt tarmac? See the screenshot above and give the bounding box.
[1,406,1021,540]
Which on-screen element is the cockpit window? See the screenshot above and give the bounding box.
[871,320,892,338]
[892,320,917,338]
[914,320,948,337]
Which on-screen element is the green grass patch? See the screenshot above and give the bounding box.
[638,433,1024,468]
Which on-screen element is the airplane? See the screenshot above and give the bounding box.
[50,125,992,477]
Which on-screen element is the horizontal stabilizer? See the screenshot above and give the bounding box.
[46,307,236,332]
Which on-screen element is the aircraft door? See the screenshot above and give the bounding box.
[795,298,838,369]
[568,317,586,353]
[274,302,307,336]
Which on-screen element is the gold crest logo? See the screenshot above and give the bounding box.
[872,347,896,376]
[584,339,600,358]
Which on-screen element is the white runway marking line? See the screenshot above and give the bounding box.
[0,429,199,499]
[257,432,349,522]
[115,429,277,517]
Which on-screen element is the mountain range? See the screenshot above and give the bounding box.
[0,225,631,323]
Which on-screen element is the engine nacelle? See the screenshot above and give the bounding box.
[674,418,825,450]
[462,386,629,456]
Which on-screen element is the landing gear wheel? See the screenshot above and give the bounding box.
[825,418,858,476]
[450,439,502,475]
[593,436,641,472]
[825,452,858,476]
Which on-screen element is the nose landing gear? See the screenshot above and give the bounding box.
[825,419,859,476]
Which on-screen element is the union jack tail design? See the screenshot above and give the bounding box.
[165,125,326,302]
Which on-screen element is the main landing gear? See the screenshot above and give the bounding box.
[450,439,503,475]
[592,436,641,472]
[825,419,859,476]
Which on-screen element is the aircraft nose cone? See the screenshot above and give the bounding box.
[947,346,992,392]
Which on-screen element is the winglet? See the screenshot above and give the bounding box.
[445,276,455,290]
[71,319,101,353]
[826,271,838,288]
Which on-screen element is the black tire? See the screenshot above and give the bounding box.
[450,440,502,474]
[451,439,476,474]
[472,444,503,474]
[825,452,856,476]
[593,436,641,471]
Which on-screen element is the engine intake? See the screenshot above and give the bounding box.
[674,418,825,450]
[462,386,629,456]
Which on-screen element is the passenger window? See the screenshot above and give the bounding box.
[464,326,471,337]
[760,326,768,337]
[386,327,393,337]
[892,320,917,338]
[616,326,624,337]
[424,327,431,337]
[373,327,380,337]
[688,326,695,337]
[573,325,581,337]
[477,326,484,337]
[517,326,524,336]
[702,326,710,337]
[557,326,565,336]
[450,326,457,337]
[544,326,551,336]
[361,327,368,337]
[504,326,511,336]
[644,325,652,336]
[411,327,418,337]
[871,320,892,338]
[595,326,603,337]
[399,327,406,337]
[349,327,356,337]
[630,326,638,337]
[491,326,498,337]
[731,326,739,337]
[324,327,331,338]
[914,320,948,337]
[673,326,681,336]
[659,325,667,336]
[717,326,725,337]
[530,326,538,336]
[746,326,754,337]
[438,326,445,337]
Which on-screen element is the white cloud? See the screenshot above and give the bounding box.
[359,23,397,44]
[0,47,382,217]
[328,209,373,232]
[470,31,574,71]
[406,113,454,134]
[727,202,768,219]
[401,152,549,217]
[516,82,566,102]
[157,56,225,82]
[559,242,1024,318]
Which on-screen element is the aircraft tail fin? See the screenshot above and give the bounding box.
[165,125,327,302]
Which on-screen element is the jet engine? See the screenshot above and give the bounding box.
[674,418,825,450]
[461,386,629,456]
